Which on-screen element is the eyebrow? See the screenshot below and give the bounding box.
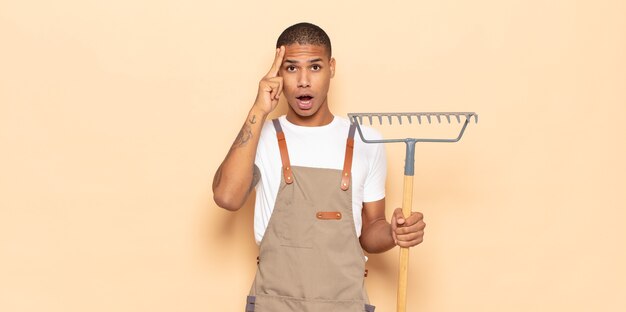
[284,58,324,64]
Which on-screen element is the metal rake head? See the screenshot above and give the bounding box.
[347,112,478,144]
[349,112,477,126]
[348,112,478,175]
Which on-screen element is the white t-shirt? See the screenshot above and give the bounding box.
[253,115,387,245]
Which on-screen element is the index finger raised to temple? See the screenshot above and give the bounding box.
[266,46,285,78]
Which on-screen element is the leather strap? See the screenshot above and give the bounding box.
[272,119,293,184]
[316,211,342,220]
[341,124,357,191]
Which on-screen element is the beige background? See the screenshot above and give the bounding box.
[1,0,625,311]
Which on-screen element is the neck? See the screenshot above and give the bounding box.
[286,101,334,127]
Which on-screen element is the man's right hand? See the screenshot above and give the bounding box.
[254,46,285,114]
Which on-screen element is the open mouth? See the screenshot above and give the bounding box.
[296,95,314,110]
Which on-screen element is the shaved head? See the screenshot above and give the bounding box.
[276,22,332,57]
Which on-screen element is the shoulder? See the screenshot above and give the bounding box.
[332,116,382,140]
[342,117,383,144]
[259,118,277,139]
[256,118,279,158]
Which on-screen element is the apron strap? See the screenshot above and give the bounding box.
[272,119,294,184]
[341,124,357,191]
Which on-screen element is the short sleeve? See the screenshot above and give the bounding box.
[362,142,387,203]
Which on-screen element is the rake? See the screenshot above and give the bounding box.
[348,112,478,312]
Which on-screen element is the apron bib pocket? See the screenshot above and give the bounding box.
[274,199,315,249]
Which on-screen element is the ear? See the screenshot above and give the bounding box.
[330,57,336,78]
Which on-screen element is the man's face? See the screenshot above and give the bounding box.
[279,43,335,119]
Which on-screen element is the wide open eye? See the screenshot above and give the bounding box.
[286,65,297,72]
[311,64,321,71]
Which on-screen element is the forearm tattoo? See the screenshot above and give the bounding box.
[250,165,261,192]
[231,114,257,150]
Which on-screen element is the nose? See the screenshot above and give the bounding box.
[297,71,310,88]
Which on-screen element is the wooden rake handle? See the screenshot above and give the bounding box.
[397,174,414,312]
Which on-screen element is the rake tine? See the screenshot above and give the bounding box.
[386,115,391,124]
[379,115,384,125]
[417,115,422,124]
[445,115,451,123]
[455,115,461,123]
[436,114,442,123]
[407,115,412,124]
[367,115,373,125]
[427,115,432,124]
[397,115,402,125]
